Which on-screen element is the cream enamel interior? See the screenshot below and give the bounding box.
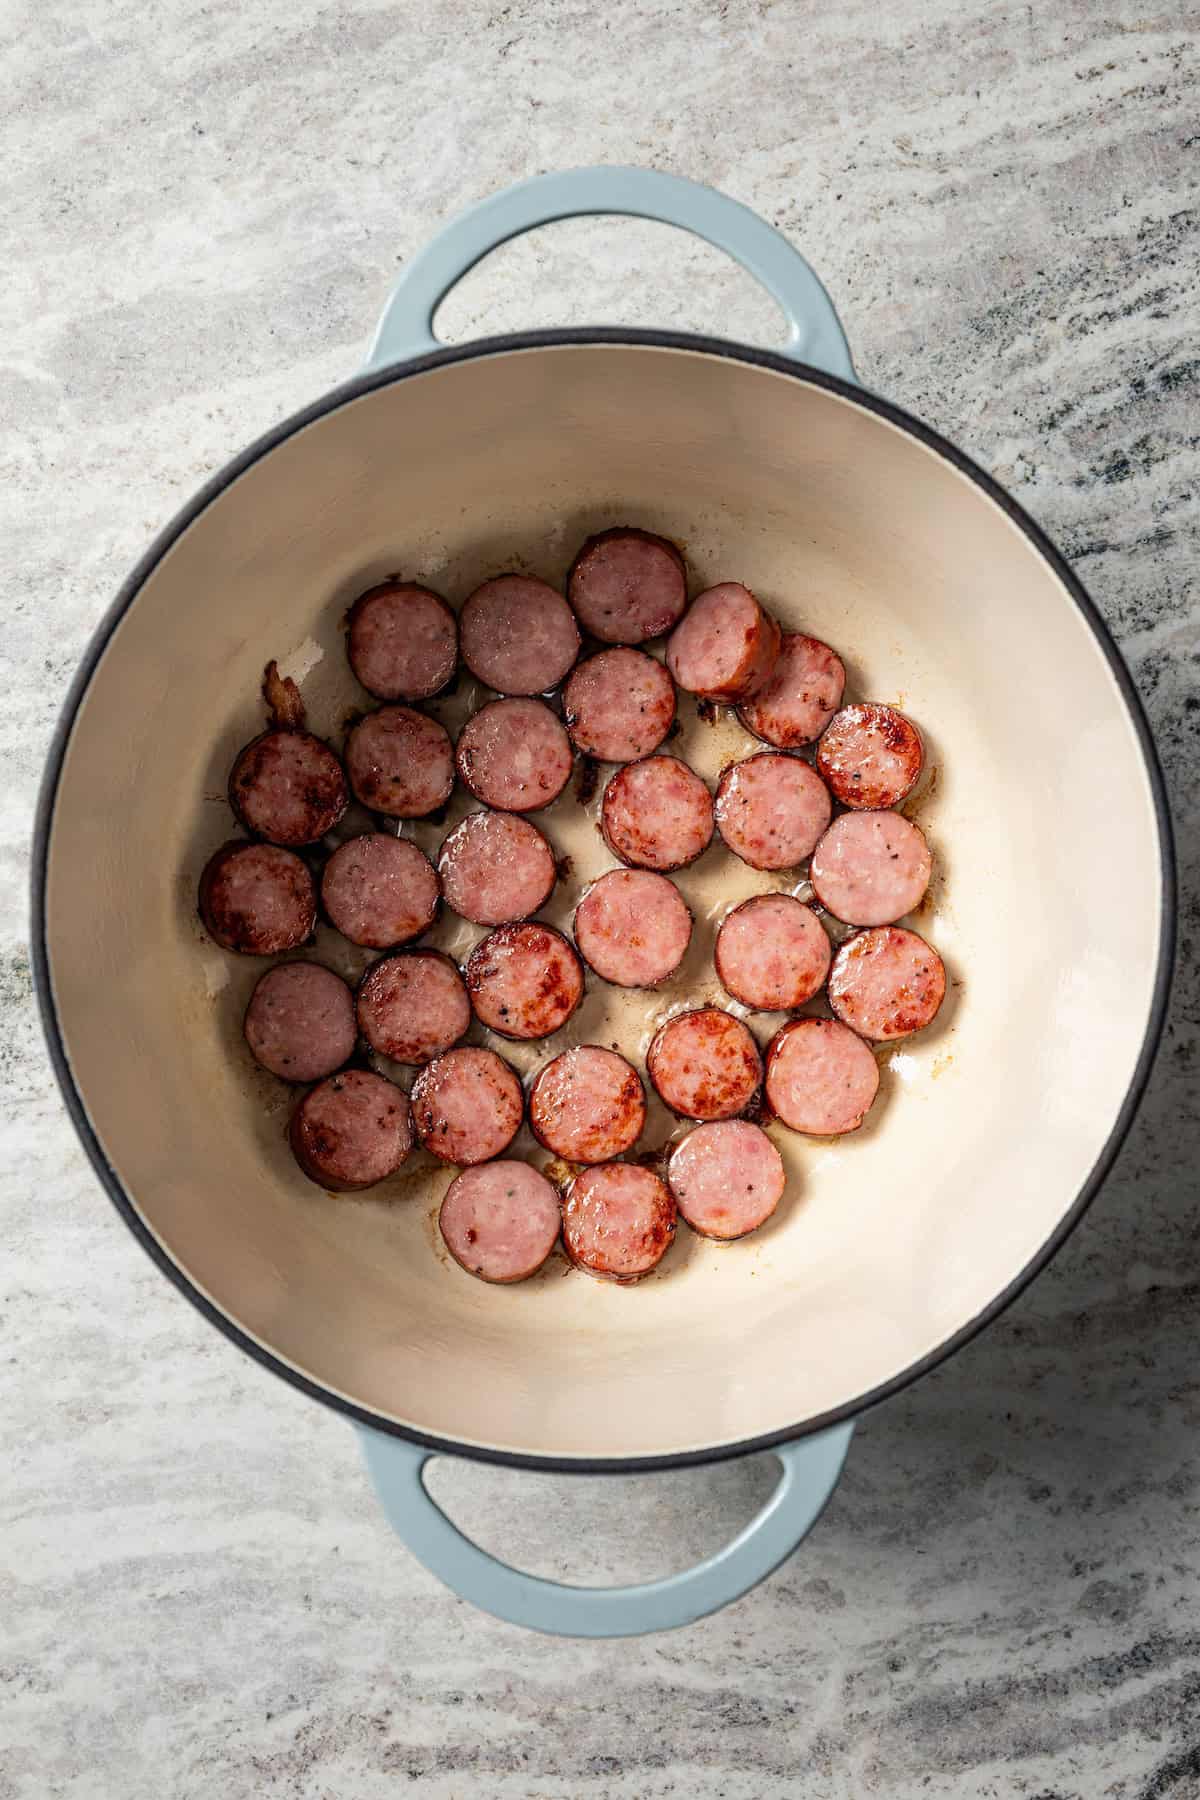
[44,344,1164,1461]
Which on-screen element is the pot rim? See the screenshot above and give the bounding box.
[31,327,1177,1473]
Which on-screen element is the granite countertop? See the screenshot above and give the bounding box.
[3,2,1197,1794]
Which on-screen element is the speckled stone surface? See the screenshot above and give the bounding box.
[3,1,1198,1794]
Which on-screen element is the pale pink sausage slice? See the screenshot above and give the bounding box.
[647,1008,763,1121]
[199,841,317,955]
[465,923,584,1041]
[816,703,924,809]
[460,575,580,694]
[665,582,782,702]
[667,1121,785,1239]
[809,811,932,926]
[714,894,831,1011]
[601,755,714,871]
[243,962,357,1082]
[289,1069,413,1191]
[528,1046,646,1163]
[573,868,692,988]
[738,632,846,747]
[562,648,676,762]
[455,697,573,812]
[439,1161,561,1283]
[765,1017,880,1135]
[828,926,947,1040]
[567,528,688,644]
[356,950,471,1064]
[345,705,455,818]
[411,1047,524,1165]
[437,811,557,926]
[347,580,458,702]
[561,1164,677,1283]
[714,753,832,870]
[321,833,440,948]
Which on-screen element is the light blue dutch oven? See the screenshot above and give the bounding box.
[34,167,1173,1637]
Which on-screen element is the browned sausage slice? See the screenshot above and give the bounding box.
[714,753,832,870]
[439,1161,561,1283]
[667,1121,785,1239]
[562,648,676,763]
[229,663,349,846]
[198,841,316,955]
[809,811,932,926]
[437,811,557,926]
[289,1068,413,1191]
[665,582,782,702]
[601,755,714,871]
[528,1046,646,1163]
[647,1008,763,1121]
[345,705,455,818]
[561,1164,677,1283]
[347,580,458,701]
[460,575,580,694]
[573,868,692,988]
[828,926,946,1040]
[455,697,573,812]
[765,1016,880,1135]
[321,833,440,948]
[243,962,357,1082]
[356,949,471,1064]
[816,703,924,809]
[567,528,688,644]
[715,894,831,1011]
[738,632,846,747]
[411,1046,524,1165]
[465,923,584,1040]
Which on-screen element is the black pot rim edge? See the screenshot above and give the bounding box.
[30,327,1178,1475]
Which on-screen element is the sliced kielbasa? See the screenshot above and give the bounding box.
[411,1046,524,1165]
[345,705,455,818]
[715,894,831,1011]
[321,832,440,948]
[828,926,946,1041]
[243,962,357,1083]
[460,575,580,695]
[667,1121,785,1240]
[356,949,471,1065]
[738,632,846,747]
[229,662,349,846]
[465,923,584,1041]
[561,1163,677,1283]
[439,1161,561,1283]
[455,697,573,812]
[714,753,832,870]
[567,528,688,644]
[665,582,781,702]
[528,1046,646,1164]
[289,1068,413,1191]
[816,703,924,809]
[765,1016,880,1135]
[600,755,714,871]
[573,868,692,988]
[437,811,557,926]
[647,1007,763,1121]
[199,840,316,955]
[809,811,932,926]
[347,580,458,701]
[562,647,676,763]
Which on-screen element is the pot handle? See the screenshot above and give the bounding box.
[358,1420,854,1638]
[366,165,855,382]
